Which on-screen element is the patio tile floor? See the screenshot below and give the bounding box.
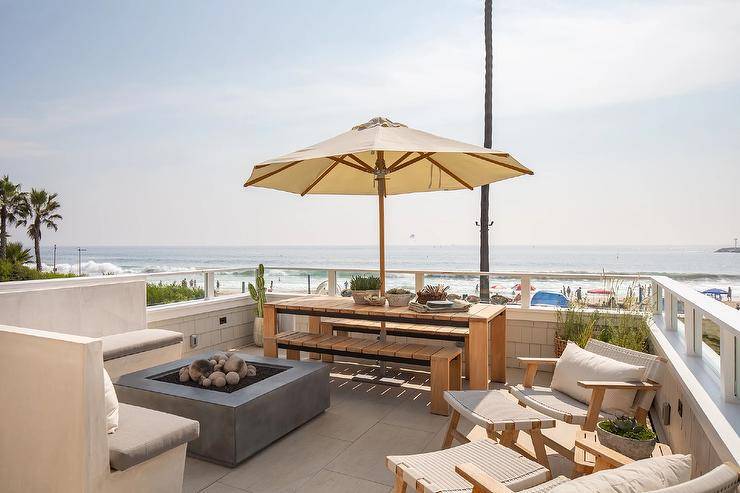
[183,345,572,493]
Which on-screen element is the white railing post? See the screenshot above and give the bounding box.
[664,290,676,331]
[683,302,702,356]
[204,271,215,299]
[328,269,337,296]
[415,272,424,292]
[520,275,531,309]
[651,279,660,314]
[719,325,738,401]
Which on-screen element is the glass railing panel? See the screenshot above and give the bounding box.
[146,272,206,306]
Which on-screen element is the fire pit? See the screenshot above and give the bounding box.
[115,353,329,467]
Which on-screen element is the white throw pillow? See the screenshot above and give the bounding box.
[103,368,119,434]
[551,342,645,415]
[551,454,692,493]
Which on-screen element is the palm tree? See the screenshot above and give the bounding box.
[4,241,32,265]
[0,175,28,260]
[18,189,62,271]
[479,0,493,302]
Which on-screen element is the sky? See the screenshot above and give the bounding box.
[1,0,739,247]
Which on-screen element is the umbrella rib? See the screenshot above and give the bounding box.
[244,160,303,187]
[388,151,412,169]
[329,155,374,174]
[387,152,434,173]
[464,153,533,175]
[426,156,473,190]
[301,162,339,196]
[347,154,375,172]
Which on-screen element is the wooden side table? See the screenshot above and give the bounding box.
[574,430,672,474]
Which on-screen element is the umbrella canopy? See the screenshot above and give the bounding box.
[244,117,533,293]
[245,117,532,196]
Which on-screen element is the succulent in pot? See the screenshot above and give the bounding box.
[416,284,449,304]
[349,274,381,304]
[248,264,267,347]
[596,417,657,460]
[386,288,415,307]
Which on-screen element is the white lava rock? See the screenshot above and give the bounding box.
[223,354,245,373]
[213,375,226,388]
[201,378,212,387]
[225,372,239,385]
[245,365,257,377]
[179,367,190,382]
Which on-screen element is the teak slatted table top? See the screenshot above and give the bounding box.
[321,317,469,340]
[270,296,504,325]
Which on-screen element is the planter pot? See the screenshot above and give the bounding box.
[253,317,264,347]
[386,293,414,307]
[351,290,380,305]
[596,421,656,460]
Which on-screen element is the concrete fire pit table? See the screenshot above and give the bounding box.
[114,353,329,467]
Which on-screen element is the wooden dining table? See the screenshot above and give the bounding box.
[262,296,507,388]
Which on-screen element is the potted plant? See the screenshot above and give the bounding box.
[596,417,657,460]
[386,288,414,307]
[349,274,381,304]
[416,284,449,304]
[248,264,267,347]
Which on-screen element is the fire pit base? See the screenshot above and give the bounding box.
[115,353,330,467]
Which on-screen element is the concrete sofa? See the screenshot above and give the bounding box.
[0,324,198,493]
[102,329,183,379]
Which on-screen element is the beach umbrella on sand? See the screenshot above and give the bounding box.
[244,117,533,293]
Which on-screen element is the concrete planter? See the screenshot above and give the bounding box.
[597,421,656,460]
[253,317,264,347]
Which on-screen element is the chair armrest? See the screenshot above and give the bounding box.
[520,358,559,387]
[455,463,514,493]
[575,438,634,468]
[577,380,661,390]
[517,357,559,365]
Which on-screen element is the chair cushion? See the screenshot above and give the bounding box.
[102,329,183,361]
[103,368,119,434]
[108,403,199,471]
[510,385,616,425]
[550,454,691,493]
[551,342,645,415]
[387,438,549,492]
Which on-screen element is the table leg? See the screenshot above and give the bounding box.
[490,312,506,384]
[308,316,321,360]
[264,304,277,358]
[320,321,334,363]
[468,319,490,389]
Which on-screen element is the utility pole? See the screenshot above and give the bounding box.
[77,247,87,276]
[53,244,57,273]
[478,0,494,303]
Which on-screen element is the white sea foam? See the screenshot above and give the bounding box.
[44,261,127,276]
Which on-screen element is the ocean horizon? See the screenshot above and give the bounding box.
[34,244,740,297]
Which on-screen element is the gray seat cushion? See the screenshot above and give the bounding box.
[108,403,199,471]
[102,329,183,361]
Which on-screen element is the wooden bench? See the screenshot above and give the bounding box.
[321,317,470,377]
[276,331,462,415]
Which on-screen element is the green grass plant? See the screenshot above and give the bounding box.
[147,281,204,306]
[0,260,76,282]
[350,274,381,291]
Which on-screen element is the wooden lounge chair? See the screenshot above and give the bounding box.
[389,439,740,493]
[510,339,665,461]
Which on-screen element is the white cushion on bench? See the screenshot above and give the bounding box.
[102,329,183,361]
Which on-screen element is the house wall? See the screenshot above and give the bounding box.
[147,295,256,356]
[0,276,147,337]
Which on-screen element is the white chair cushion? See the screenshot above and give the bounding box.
[103,368,119,434]
[551,342,645,415]
[550,454,692,493]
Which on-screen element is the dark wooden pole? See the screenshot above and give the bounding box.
[479,0,493,302]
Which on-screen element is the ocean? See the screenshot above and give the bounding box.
[39,245,740,298]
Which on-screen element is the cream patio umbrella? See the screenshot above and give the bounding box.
[244,116,533,295]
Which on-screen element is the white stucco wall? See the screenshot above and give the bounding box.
[0,276,147,337]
